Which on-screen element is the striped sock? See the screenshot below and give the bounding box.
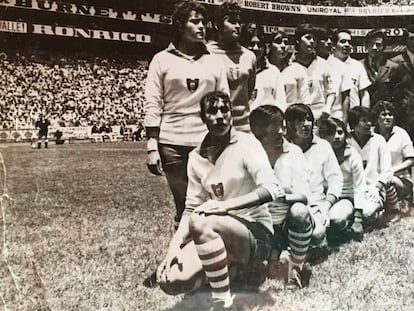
[195,237,232,305]
[288,223,313,268]
[386,185,399,211]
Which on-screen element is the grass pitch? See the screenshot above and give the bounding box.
[0,142,413,311]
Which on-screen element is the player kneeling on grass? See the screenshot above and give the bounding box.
[285,104,343,250]
[156,91,285,311]
[249,105,313,289]
[347,106,393,225]
[319,117,368,241]
[373,101,414,214]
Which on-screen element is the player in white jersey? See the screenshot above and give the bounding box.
[267,30,310,107]
[332,29,371,109]
[144,1,229,227]
[157,91,285,311]
[207,2,256,133]
[347,106,393,224]
[319,117,367,241]
[292,24,336,120]
[373,101,414,212]
[240,24,287,111]
[250,105,313,289]
[285,104,343,248]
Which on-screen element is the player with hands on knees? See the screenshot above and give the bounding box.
[144,1,229,227]
[157,91,285,311]
[250,105,313,289]
[347,106,392,225]
[285,104,343,249]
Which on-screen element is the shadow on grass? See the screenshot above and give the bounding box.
[163,287,277,311]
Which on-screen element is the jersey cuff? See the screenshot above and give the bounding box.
[145,127,160,139]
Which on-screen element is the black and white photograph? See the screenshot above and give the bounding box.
[0,0,413,310]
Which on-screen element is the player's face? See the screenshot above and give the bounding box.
[377,109,394,130]
[181,11,206,43]
[298,33,316,55]
[318,36,332,57]
[221,15,241,42]
[325,125,346,150]
[204,98,232,136]
[407,31,414,53]
[270,34,289,59]
[334,32,352,59]
[260,120,286,148]
[353,116,372,137]
[367,36,384,60]
[293,117,313,139]
[246,35,264,58]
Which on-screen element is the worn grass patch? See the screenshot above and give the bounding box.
[0,142,413,311]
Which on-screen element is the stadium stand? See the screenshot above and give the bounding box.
[0,51,148,130]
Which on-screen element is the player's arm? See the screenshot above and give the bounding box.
[144,55,163,175]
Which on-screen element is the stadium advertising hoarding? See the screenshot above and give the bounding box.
[0,19,27,32]
[199,0,414,16]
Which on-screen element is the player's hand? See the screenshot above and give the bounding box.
[318,201,331,227]
[147,150,163,176]
[194,200,227,215]
[156,244,179,284]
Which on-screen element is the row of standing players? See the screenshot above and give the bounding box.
[143,1,414,310]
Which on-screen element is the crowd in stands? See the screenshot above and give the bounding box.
[0,51,148,130]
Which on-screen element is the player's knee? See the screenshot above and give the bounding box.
[188,213,207,239]
[288,202,310,224]
[311,224,326,245]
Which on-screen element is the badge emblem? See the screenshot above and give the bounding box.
[211,183,224,199]
[187,78,199,92]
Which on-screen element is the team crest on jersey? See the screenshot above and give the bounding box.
[187,78,199,92]
[211,183,224,199]
[229,66,240,81]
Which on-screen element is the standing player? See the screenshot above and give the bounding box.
[207,2,256,132]
[291,24,336,120]
[250,105,313,289]
[240,24,287,111]
[35,114,50,149]
[157,91,284,310]
[332,29,371,109]
[285,104,343,248]
[271,30,311,108]
[347,106,393,224]
[144,1,229,228]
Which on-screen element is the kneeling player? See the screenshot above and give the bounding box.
[250,105,313,289]
[348,106,393,224]
[319,117,367,240]
[374,101,414,213]
[156,92,285,310]
[285,104,343,248]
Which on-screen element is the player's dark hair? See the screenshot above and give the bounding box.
[249,105,285,140]
[285,104,314,139]
[332,28,352,45]
[348,106,374,130]
[172,1,208,37]
[294,23,317,50]
[319,117,348,142]
[364,29,387,47]
[200,91,232,123]
[372,100,396,132]
[212,1,241,34]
